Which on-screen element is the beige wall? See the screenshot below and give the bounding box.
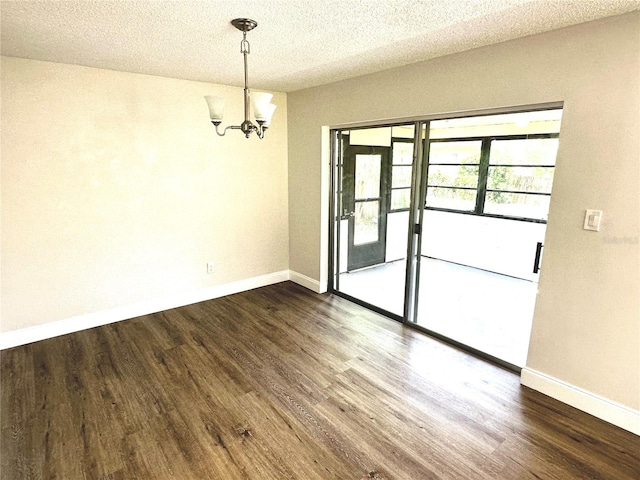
[288,13,640,410]
[1,57,289,332]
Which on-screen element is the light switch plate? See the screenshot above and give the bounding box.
[583,209,603,231]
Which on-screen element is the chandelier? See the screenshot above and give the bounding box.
[205,18,276,139]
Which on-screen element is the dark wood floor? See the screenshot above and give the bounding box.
[2,282,639,479]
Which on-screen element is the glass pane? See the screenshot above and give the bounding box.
[428,141,482,164]
[333,125,417,320]
[392,165,412,188]
[426,187,477,211]
[391,124,415,141]
[350,127,391,147]
[488,166,554,193]
[391,189,411,210]
[428,165,479,188]
[393,141,414,164]
[430,109,563,138]
[354,201,379,245]
[484,192,551,220]
[355,154,381,199]
[490,138,559,166]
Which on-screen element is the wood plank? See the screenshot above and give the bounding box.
[2,282,639,479]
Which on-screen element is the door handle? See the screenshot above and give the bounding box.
[533,242,543,274]
[341,209,354,219]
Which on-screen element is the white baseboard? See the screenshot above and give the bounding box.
[521,367,640,436]
[288,270,323,293]
[0,270,290,350]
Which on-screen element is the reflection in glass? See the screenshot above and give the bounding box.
[355,155,381,199]
[484,192,551,220]
[393,141,414,164]
[392,165,412,188]
[428,164,479,188]
[490,138,559,166]
[354,201,379,245]
[488,166,554,193]
[391,189,411,210]
[426,187,477,211]
[428,141,482,164]
[430,110,562,138]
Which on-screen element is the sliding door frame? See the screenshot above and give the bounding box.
[327,102,564,373]
[328,123,415,322]
[402,121,428,324]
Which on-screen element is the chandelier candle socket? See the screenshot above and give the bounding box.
[205,18,276,139]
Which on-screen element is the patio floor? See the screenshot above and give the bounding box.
[337,257,537,367]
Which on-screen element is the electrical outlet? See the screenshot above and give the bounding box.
[207,262,215,274]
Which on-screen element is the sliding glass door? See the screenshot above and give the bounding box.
[330,124,415,317]
[329,107,563,370]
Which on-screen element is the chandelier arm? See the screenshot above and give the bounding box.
[213,123,243,137]
[255,123,269,139]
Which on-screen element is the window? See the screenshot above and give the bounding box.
[426,140,482,212]
[424,109,561,222]
[484,137,558,220]
[354,154,382,244]
[425,109,562,223]
[426,135,558,221]
[389,140,413,211]
[425,127,559,222]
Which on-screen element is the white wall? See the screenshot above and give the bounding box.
[1,57,289,334]
[288,12,640,429]
[385,211,410,263]
[422,211,546,281]
[344,209,545,282]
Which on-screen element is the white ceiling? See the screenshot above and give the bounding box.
[1,0,638,92]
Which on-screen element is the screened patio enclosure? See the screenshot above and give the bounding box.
[329,108,562,369]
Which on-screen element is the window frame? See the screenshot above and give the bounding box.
[388,137,415,212]
[425,137,484,213]
[425,133,559,223]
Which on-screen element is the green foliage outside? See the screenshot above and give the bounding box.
[427,138,557,208]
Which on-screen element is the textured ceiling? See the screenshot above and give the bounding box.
[1,0,638,92]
